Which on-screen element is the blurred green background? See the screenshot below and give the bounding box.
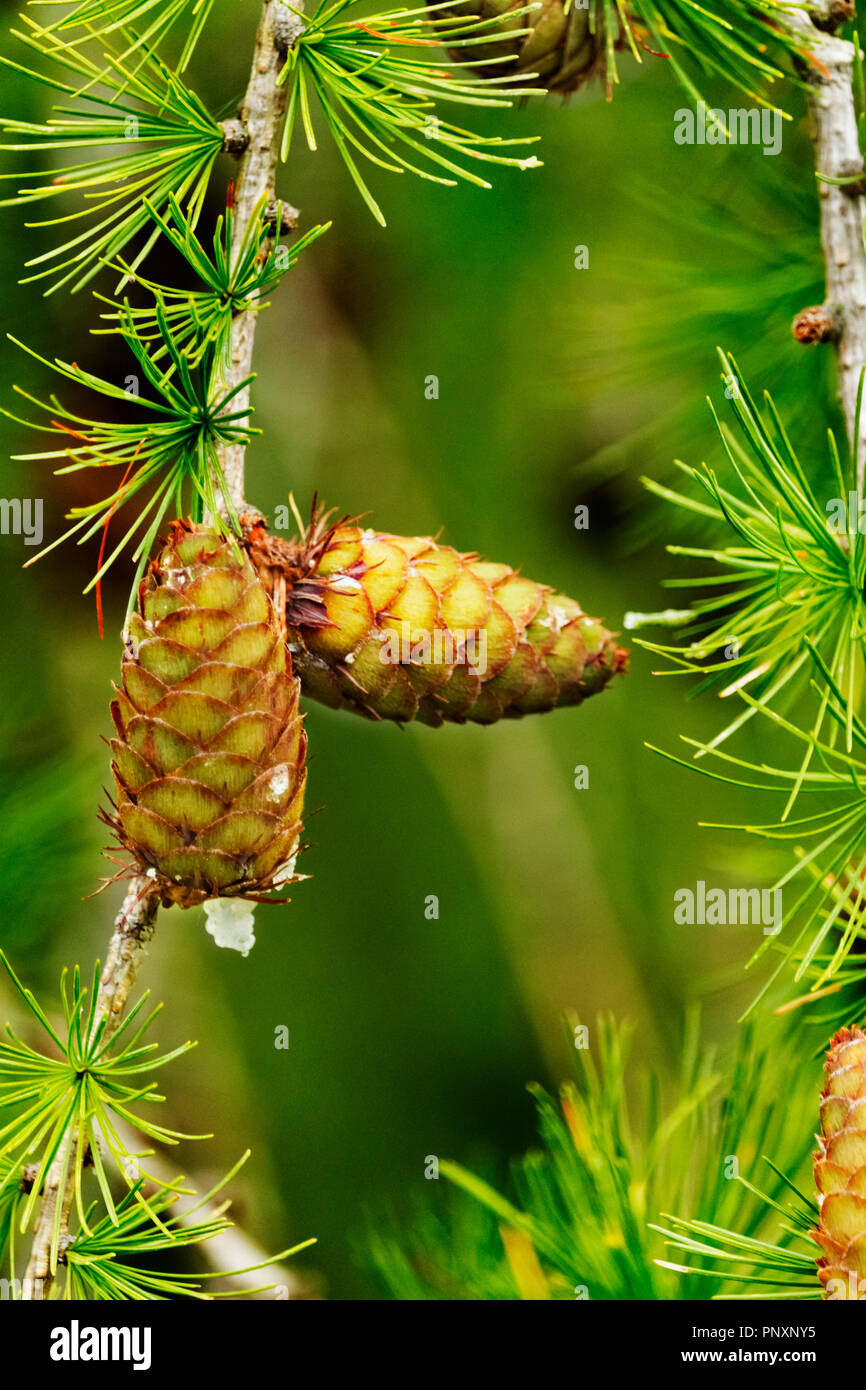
[0,2,836,1297]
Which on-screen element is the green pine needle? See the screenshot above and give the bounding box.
[650,647,866,1013]
[278,0,543,225]
[630,1,807,107]
[19,0,217,72]
[634,351,866,769]
[62,1159,316,1300]
[0,1153,27,1279]
[368,1013,814,1300]
[95,192,330,370]
[0,952,204,1273]
[0,44,224,294]
[653,1166,822,1300]
[6,304,254,603]
[0,959,316,1299]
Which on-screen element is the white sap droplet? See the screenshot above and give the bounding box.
[538,605,568,635]
[273,851,298,887]
[203,898,256,957]
[268,764,290,801]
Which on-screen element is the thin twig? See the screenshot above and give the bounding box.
[218,0,304,513]
[21,877,157,1299]
[790,1,866,483]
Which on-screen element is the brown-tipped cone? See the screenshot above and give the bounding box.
[243,507,627,727]
[812,1026,866,1300]
[105,521,307,908]
[437,0,615,94]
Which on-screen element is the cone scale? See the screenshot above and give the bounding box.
[243,508,627,726]
[812,1026,866,1300]
[438,0,614,94]
[106,522,307,908]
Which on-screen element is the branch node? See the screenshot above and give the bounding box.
[273,3,305,53]
[221,119,250,155]
[265,197,300,234]
[793,303,843,343]
[20,1163,39,1193]
[809,0,856,33]
[832,156,866,197]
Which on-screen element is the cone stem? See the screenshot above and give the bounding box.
[21,878,157,1300]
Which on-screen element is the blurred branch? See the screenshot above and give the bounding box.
[22,877,157,1299]
[217,0,302,512]
[112,1117,319,1299]
[790,1,866,481]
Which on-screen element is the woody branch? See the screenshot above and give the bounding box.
[217,0,304,514]
[790,1,866,484]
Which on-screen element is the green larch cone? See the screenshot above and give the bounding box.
[105,521,307,908]
[438,0,615,94]
[243,508,627,727]
[812,1026,866,1301]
